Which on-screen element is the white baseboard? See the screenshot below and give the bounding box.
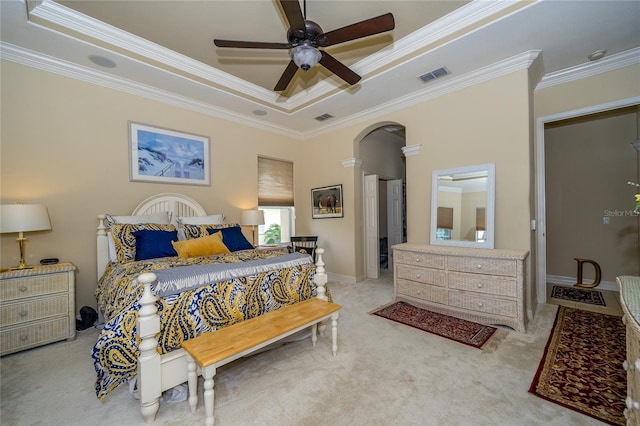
[327,272,357,284]
[546,274,618,292]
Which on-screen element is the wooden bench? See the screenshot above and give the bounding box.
[181,298,341,426]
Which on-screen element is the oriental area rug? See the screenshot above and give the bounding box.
[371,301,497,349]
[529,306,626,425]
[551,285,606,306]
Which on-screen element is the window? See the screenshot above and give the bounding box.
[258,157,294,245]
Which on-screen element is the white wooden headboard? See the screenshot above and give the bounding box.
[97,193,207,279]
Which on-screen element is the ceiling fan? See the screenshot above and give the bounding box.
[213,0,395,92]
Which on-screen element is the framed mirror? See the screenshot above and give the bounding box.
[430,163,495,249]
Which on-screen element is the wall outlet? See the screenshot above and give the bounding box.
[603,216,610,225]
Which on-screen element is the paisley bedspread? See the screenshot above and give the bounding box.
[93,250,317,399]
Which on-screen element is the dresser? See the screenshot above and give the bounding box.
[392,243,528,333]
[618,275,640,425]
[0,263,76,356]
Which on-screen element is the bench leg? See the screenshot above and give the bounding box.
[331,312,339,356]
[311,323,318,347]
[202,365,216,426]
[186,354,198,413]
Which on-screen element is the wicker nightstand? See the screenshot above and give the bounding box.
[0,263,76,356]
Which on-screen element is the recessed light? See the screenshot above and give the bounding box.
[89,55,117,68]
[253,110,267,116]
[588,50,606,61]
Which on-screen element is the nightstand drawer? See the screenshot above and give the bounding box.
[0,274,69,301]
[395,251,445,269]
[1,294,69,327]
[448,272,517,297]
[448,257,516,277]
[396,265,445,287]
[0,317,70,354]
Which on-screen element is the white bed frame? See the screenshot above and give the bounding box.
[96,193,328,423]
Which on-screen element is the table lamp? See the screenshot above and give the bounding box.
[0,204,52,269]
[241,209,265,246]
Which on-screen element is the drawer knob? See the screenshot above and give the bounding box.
[416,290,422,295]
[635,359,640,370]
[19,311,28,318]
[478,302,484,308]
[415,258,421,263]
[624,360,631,371]
[415,274,421,279]
[19,286,28,292]
[477,284,483,288]
[476,264,482,269]
[626,396,640,410]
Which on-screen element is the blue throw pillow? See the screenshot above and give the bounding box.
[133,229,178,261]
[208,226,253,252]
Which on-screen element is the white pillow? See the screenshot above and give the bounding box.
[106,212,172,262]
[176,214,224,225]
[106,212,171,225]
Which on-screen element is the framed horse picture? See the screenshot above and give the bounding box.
[311,184,343,219]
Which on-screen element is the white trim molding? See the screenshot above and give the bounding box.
[547,275,618,293]
[341,158,363,168]
[401,145,422,157]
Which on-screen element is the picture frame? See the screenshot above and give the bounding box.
[312,184,343,219]
[129,121,210,186]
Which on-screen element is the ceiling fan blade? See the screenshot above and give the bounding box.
[214,39,290,49]
[318,13,395,47]
[319,52,361,85]
[274,60,299,91]
[279,0,306,38]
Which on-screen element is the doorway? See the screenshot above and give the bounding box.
[359,124,407,279]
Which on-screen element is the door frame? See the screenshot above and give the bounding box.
[535,96,640,304]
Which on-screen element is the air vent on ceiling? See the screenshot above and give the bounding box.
[314,113,334,122]
[418,67,450,83]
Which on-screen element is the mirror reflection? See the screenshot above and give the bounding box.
[430,164,495,249]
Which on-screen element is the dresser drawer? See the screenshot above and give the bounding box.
[448,256,516,277]
[0,317,70,355]
[397,279,447,305]
[395,250,445,269]
[0,273,69,301]
[448,272,517,298]
[1,294,69,327]
[448,292,517,317]
[396,265,445,287]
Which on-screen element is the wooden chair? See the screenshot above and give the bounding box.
[288,236,318,262]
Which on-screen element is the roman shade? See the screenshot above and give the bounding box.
[258,157,294,207]
[437,207,453,229]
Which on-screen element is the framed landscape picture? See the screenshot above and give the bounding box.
[129,121,210,186]
[312,184,343,219]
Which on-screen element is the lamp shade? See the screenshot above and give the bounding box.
[241,210,265,226]
[0,204,52,233]
[291,44,321,71]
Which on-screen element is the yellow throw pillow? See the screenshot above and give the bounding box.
[171,232,231,258]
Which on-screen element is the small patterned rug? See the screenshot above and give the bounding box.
[371,301,497,349]
[551,285,606,306]
[529,306,626,425]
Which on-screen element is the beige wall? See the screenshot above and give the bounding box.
[3,56,638,318]
[545,107,640,282]
[0,61,304,310]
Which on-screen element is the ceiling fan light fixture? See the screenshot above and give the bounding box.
[291,44,321,71]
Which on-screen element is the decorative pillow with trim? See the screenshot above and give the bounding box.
[208,226,254,252]
[180,222,239,240]
[171,232,231,258]
[110,223,177,264]
[133,229,178,261]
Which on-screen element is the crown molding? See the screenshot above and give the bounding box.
[304,50,543,139]
[0,41,305,140]
[537,47,640,90]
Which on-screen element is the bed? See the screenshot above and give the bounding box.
[93,193,328,423]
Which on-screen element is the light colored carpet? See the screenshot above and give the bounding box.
[1,270,607,425]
